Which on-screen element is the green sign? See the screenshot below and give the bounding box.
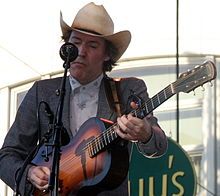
[129,138,197,196]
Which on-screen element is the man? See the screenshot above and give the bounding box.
[0,2,167,195]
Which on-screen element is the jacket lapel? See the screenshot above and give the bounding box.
[97,79,116,122]
[49,77,72,138]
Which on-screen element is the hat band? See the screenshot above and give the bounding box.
[75,28,102,36]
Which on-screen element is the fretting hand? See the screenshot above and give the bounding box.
[116,102,152,143]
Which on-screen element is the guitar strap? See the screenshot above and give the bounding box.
[104,75,131,164]
[104,76,122,117]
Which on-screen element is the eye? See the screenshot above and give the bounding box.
[89,42,98,49]
[70,37,81,45]
[73,40,81,45]
[90,45,97,49]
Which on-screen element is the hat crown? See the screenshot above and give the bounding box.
[60,2,131,62]
[72,2,114,35]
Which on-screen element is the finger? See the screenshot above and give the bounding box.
[34,166,50,181]
[130,101,138,109]
[28,166,50,190]
[35,183,49,191]
[116,118,126,134]
[116,127,138,141]
[126,114,144,128]
[41,166,50,177]
[116,117,137,138]
[117,115,134,133]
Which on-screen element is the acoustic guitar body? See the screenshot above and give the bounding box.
[32,117,129,195]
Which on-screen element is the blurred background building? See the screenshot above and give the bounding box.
[0,0,219,195]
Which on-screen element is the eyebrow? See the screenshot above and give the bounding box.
[70,36,80,41]
[70,36,101,45]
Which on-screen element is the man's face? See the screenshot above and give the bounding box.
[68,31,110,84]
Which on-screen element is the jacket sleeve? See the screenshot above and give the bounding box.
[136,117,168,158]
[0,82,39,195]
[120,78,168,158]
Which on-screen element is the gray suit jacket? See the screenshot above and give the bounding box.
[0,76,167,195]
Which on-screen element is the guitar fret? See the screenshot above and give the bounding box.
[87,144,92,157]
[97,139,102,151]
[100,139,103,149]
[156,94,161,104]
[91,143,95,156]
[158,90,165,103]
[112,125,119,139]
[96,143,99,152]
[107,132,111,143]
[113,129,117,137]
[90,147,94,157]
[163,89,167,100]
[100,137,104,148]
[144,102,149,114]
[147,101,153,113]
[113,131,116,138]
[110,131,114,141]
[151,99,154,109]
[153,97,158,109]
[103,134,108,145]
[94,142,98,154]
[102,138,105,148]
[97,139,101,150]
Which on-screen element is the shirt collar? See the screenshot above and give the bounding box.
[69,74,104,92]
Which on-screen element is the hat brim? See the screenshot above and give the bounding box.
[60,12,131,62]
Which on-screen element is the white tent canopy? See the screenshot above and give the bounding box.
[0,0,220,89]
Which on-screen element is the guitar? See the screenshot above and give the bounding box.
[32,60,216,195]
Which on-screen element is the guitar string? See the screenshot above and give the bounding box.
[38,66,210,191]
[49,78,191,178]
[65,76,190,159]
[36,71,207,189]
[83,79,198,154]
[46,68,208,183]
[57,151,100,179]
[84,75,201,154]
[83,84,175,155]
[53,87,174,179]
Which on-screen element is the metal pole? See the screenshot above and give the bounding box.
[176,0,180,143]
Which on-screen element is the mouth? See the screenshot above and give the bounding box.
[71,61,84,65]
[70,61,86,69]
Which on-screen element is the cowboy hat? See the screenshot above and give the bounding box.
[60,2,131,62]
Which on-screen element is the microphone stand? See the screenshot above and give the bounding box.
[48,52,71,196]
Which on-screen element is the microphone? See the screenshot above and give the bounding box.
[59,42,78,62]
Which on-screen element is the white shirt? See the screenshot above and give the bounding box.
[69,74,103,135]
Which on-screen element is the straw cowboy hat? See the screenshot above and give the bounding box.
[60,2,131,62]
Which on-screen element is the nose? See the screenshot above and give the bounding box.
[78,44,86,57]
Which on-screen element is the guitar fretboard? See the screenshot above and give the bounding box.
[132,84,174,119]
[86,84,175,157]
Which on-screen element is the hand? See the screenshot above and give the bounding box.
[27,165,50,191]
[116,101,152,143]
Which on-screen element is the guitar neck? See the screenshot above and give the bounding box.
[87,83,175,158]
[132,83,175,118]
